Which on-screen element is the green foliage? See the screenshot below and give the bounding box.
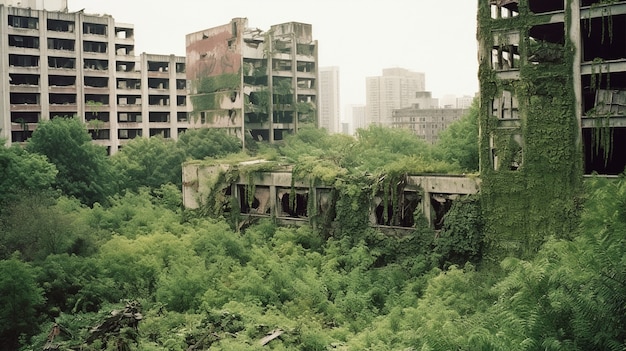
[434,98,480,172]
[26,117,115,206]
[0,194,93,261]
[177,128,242,160]
[478,0,583,258]
[112,136,184,192]
[193,73,241,94]
[435,195,484,266]
[0,144,57,207]
[0,254,44,350]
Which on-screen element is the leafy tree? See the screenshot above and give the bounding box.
[26,117,114,206]
[0,194,73,261]
[0,254,44,350]
[112,135,184,192]
[177,128,242,160]
[434,98,479,172]
[0,144,57,208]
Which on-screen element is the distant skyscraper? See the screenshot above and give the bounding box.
[346,104,366,135]
[319,66,340,133]
[365,68,425,127]
[456,95,474,109]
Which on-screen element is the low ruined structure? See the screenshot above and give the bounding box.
[182,160,480,231]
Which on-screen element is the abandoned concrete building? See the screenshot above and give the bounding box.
[186,18,319,144]
[484,0,626,175]
[0,0,189,153]
[392,95,469,144]
[182,160,480,231]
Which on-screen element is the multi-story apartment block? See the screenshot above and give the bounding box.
[365,67,425,127]
[0,1,188,153]
[186,18,318,144]
[478,0,626,254]
[392,104,468,144]
[481,0,626,175]
[345,104,365,135]
[319,66,340,134]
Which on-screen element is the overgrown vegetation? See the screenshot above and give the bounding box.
[3,3,626,345]
[478,0,583,259]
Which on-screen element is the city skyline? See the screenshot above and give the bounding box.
[67,0,479,119]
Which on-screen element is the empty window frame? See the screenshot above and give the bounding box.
[528,23,565,64]
[85,94,109,105]
[9,35,39,48]
[149,112,170,123]
[149,128,171,138]
[9,15,38,29]
[115,27,133,39]
[10,54,39,67]
[117,79,141,90]
[49,93,76,105]
[48,75,75,87]
[49,56,75,69]
[118,112,142,123]
[492,89,519,119]
[119,129,142,139]
[11,111,40,124]
[528,0,564,13]
[47,38,75,51]
[83,23,107,35]
[583,127,626,175]
[48,19,74,32]
[85,76,108,88]
[115,44,134,56]
[148,78,169,89]
[116,61,136,72]
[490,0,519,18]
[83,41,107,53]
[84,59,108,71]
[10,93,39,104]
[581,14,626,62]
[147,61,169,72]
[10,74,39,86]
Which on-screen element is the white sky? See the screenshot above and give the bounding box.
[69,0,479,117]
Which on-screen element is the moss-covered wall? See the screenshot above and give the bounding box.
[478,0,583,259]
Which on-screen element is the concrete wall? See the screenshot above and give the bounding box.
[182,161,480,229]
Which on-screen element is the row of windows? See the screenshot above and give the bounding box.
[8,15,133,39]
[9,35,116,53]
[9,54,185,73]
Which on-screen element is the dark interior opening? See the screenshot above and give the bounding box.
[581,72,626,115]
[49,75,75,87]
[581,14,626,62]
[250,129,269,142]
[583,127,626,175]
[50,93,76,104]
[431,194,454,230]
[84,76,108,88]
[582,0,626,6]
[528,0,564,13]
[239,185,261,214]
[280,192,308,218]
[10,74,39,86]
[375,201,394,226]
[11,112,39,124]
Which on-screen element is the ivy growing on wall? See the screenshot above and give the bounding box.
[478,0,583,260]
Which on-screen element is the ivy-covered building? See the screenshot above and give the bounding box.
[186,18,319,144]
[478,0,626,257]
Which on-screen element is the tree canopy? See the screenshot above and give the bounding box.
[26,117,114,206]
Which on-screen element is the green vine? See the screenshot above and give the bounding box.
[477,0,583,259]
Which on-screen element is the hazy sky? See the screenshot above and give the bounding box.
[69,1,479,114]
